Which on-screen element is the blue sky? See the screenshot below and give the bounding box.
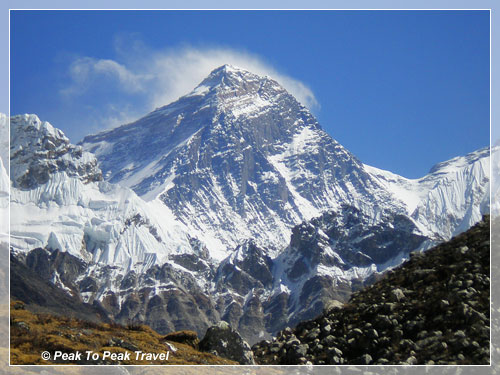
[10,10,490,178]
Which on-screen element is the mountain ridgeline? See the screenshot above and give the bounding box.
[8,65,490,346]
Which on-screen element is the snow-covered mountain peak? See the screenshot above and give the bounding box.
[197,64,270,90]
[81,66,397,257]
[184,64,289,117]
[365,146,490,240]
[13,113,64,139]
[213,63,247,74]
[11,114,102,189]
[427,146,490,175]
[81,64,490,264]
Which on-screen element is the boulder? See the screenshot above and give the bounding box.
[199,321,255,364]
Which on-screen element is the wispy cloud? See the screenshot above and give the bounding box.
[61,57,153,96]
[60,43,319,133]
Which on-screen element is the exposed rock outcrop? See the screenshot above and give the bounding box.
[11,114,102,189]
[253,216,490,365]
[199,321,255,365]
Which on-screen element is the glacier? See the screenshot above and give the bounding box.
[10,114,208,277]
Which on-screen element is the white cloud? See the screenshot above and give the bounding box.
[92,59,151,93]
[61,45,319,130]
[62,57,153,96]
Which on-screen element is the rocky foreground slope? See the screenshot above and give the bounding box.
[253,215,490,365]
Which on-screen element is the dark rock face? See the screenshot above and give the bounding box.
[287,206,427,269]
[214,240,273,293]
[113,262,219,337]
[24,248,87,296]
[199,321,255,365]
[10,252,110,323]
[253,216,490,365]
[11,247,221,339]
[271,205,428,331]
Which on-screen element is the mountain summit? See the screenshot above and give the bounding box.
[81,65,401,257]
[193,63,273,91]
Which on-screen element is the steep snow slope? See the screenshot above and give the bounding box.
[365,146,490,240]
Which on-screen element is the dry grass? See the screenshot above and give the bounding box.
[10,300,236,365]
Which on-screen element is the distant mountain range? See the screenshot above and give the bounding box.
[7,65,491,343]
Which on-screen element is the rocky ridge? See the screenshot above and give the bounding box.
[253,215,490,365]
[10,251,111,324]
[217,205,430,344]
[10,114,102,189]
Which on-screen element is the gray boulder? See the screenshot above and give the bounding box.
[199,321,255,364]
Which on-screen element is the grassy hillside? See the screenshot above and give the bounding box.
[10,300,236,365]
